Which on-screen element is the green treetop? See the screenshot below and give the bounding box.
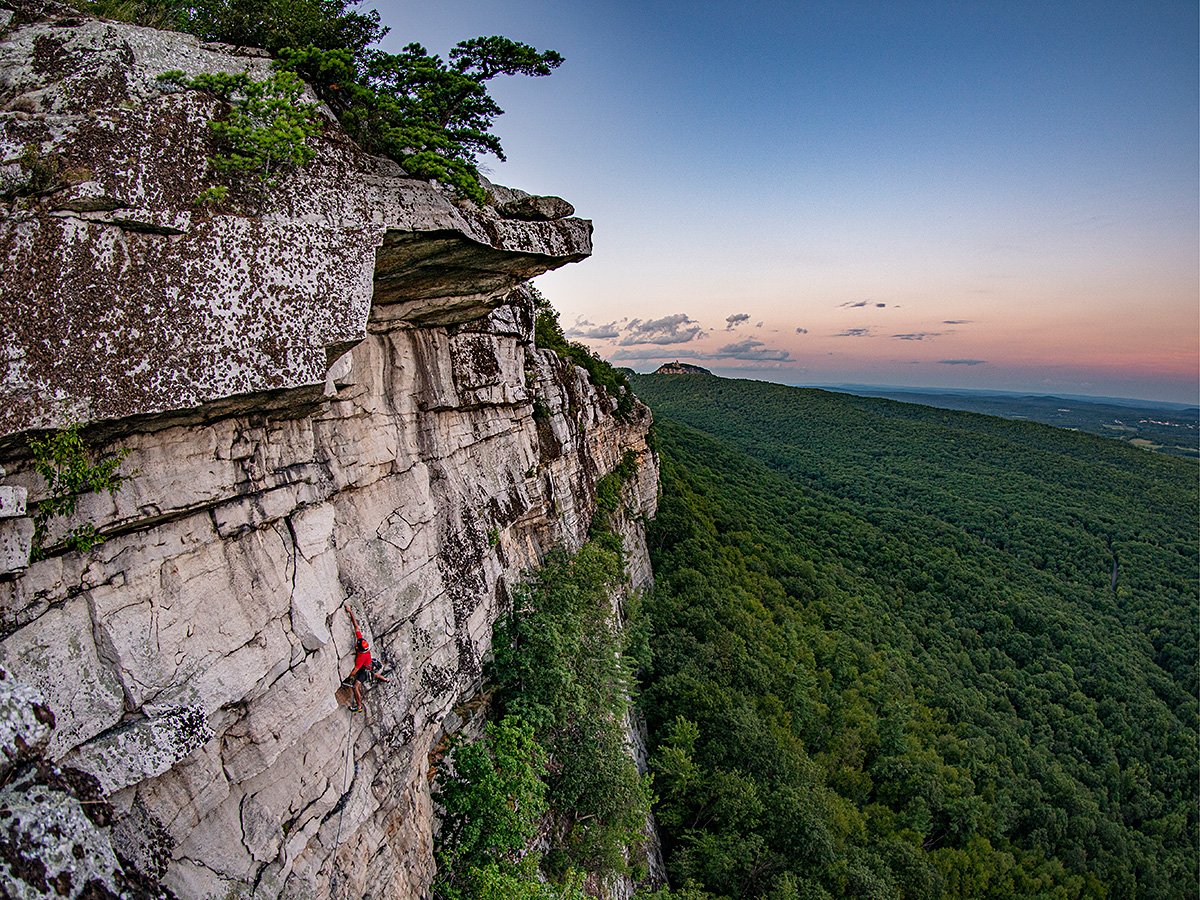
[276,36,562,203]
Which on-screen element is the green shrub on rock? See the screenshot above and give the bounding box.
[531,287,635,421]
[27,424,128,560]
[275,37,562,205]
[159,69,321,184]
[491,536,652,881]
[117,0,563,204]
[435,715,587,900]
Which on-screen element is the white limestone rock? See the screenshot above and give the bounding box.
[0,517,33,576]
[289,518,344,652]
[0,600,124,758]
[0,464,32,574]
[0,772,127,898]
[113,735,230,835]
[0,667,53,776]
[64,704,212,795]
[0,484,27,517]
[218,649,340,783]
[0,664,177,897]
[0,8,656,898]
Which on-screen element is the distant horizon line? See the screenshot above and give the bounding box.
[806,382,1200,411]
[632,365,1200,410]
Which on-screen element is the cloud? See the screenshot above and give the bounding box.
[939,359,987,366]
[565,319,621,340]
[716,339,791,361]
[840,300,870,308]
[755,321,764,328]
[892,332,944,341]
[620,313,705,345]
[835,328,872,337]
[875,303,887,308]
[725,313,751,330]
[942,319,972,325]
[795,327,808,334]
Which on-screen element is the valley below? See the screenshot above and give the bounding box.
[628,372,1197,899]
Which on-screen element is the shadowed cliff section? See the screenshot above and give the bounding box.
[369,227,590,329]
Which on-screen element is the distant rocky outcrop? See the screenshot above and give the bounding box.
[0,5,658,898]
[654,361,712,376]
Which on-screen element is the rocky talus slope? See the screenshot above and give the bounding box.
[0,5,657,897]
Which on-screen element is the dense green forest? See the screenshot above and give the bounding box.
[629,374,1198,899]
[819,387,1199,459]
[434,480,651,898]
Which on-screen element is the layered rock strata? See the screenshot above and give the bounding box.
[0,6,658,898]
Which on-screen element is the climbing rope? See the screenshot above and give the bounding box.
[334,611,358,849]
[333,710,355,847]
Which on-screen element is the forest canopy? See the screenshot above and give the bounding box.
[629,374,1198,899]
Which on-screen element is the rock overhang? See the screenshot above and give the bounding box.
[0,5,593,442]
[370,226,592,328]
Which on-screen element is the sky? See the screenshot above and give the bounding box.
[375,1,1199,404]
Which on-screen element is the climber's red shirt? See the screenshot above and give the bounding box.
[354,630,372,670]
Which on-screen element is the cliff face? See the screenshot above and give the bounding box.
[0,7,657,898]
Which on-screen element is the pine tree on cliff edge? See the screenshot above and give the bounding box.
[74,0,563,204]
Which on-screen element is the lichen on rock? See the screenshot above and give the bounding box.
[0,8,592,442]
[0,5,657,898]
[0,670,176,899]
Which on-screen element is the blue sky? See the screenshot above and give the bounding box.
[375,1,1199,403]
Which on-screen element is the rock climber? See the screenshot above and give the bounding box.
[344,604,388,711]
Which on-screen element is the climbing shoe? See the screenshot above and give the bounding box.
[348,704,361,712]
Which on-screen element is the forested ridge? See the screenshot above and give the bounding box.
[628,374,1197,899]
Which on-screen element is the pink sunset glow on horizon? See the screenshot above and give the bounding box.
[389,0,1199,405]
[534,242,1199,403]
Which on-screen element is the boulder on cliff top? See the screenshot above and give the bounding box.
[497,194,576,221]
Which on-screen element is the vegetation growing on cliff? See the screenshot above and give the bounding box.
[592,450,640,535]
[629,374,1197,899]
[533,287,636,420]
[275,37,562,204]
[0,145,66,200]
[435,716,586,900]
[491,533,652,879]
[158,69,321,187]
[77,0,562,203]
[436,504,651,895]
[27,424,128,560]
